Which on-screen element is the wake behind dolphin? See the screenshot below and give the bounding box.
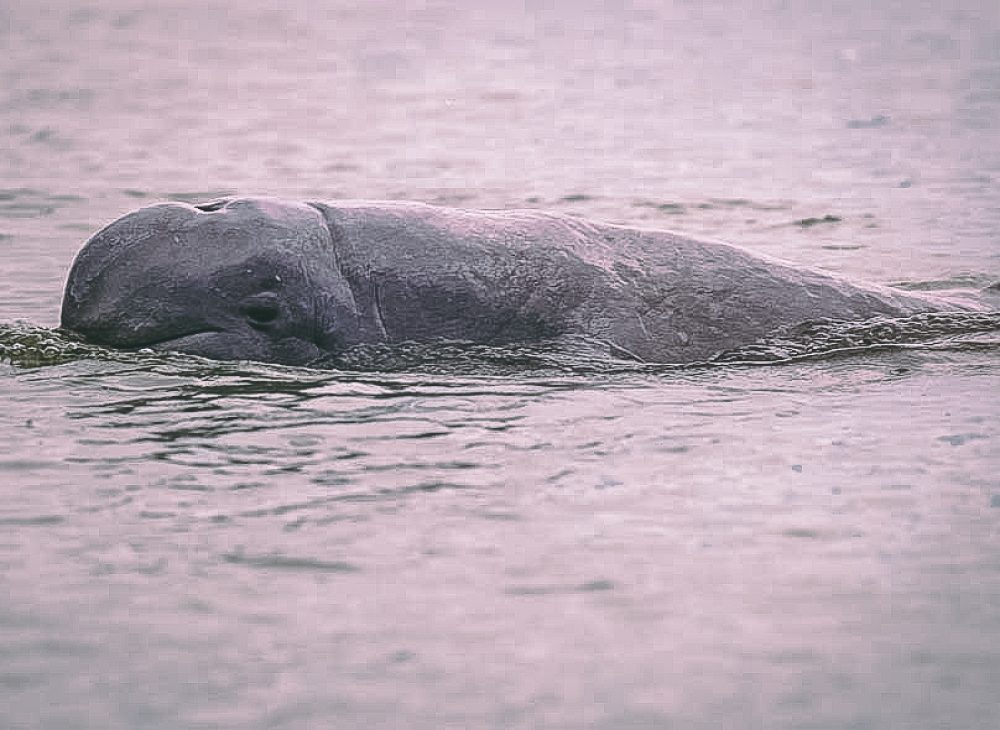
[60,197,987,368]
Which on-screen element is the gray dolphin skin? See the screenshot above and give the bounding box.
[60,196,974,366]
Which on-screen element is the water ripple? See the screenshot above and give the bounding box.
[222,551,360,573]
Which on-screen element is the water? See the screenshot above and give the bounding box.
[2,1,999,728]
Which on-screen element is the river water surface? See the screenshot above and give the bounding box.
[1,1,999,728]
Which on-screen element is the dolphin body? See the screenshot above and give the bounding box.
[61,197,975,366]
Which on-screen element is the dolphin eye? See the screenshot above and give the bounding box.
[240,293,281,327]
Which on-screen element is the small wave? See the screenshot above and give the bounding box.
[4,312,998,376]
[312,338,655,376]
[222,550,359,573]
[890,274,998,292]
[0,322,106,367]
[711,311,1000,364]
[0,188,83,219]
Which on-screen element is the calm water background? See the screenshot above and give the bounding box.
[2,1,999,728]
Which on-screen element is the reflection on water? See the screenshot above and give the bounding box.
[1,0,999,728]
[3,323,999,728]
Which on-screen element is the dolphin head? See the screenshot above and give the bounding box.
[61,197,359,365]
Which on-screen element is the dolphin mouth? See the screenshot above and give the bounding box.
[127,328,326,366]
[130,328,223,350]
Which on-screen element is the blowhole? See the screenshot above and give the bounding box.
[193,199,228,213]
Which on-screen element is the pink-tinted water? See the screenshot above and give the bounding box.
[1,1,999,728]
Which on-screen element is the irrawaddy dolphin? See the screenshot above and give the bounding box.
[60,196,980,366]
